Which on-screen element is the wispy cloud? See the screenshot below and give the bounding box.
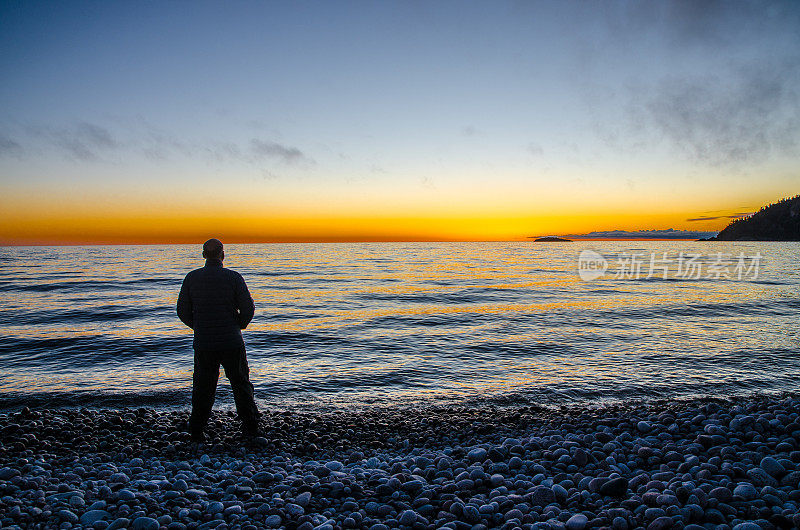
[249,139,309,164]
[1,118,314,172]
[576,2,800,167]
[686,212,752,222]
[25,121,119,161]
[526,142,544,156]
[630,59,800,166]
[0,133,22,156]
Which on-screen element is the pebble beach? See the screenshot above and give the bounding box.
[2,396,800,530]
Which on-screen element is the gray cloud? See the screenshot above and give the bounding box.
[250,139,309,164]
[572,1,800,167]
[23,121,119,161]
[629,59,800,166]
[134,121,195,161]
[208,142,243,163]
[686,212,753,222]
[605,1,800,52]
[526,142,544,156]
[3,118,314,173]
[55,122,117,161]
[0,133,22,155]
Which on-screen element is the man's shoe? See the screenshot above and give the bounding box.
[190,430,206,443]
[242,424,260,438]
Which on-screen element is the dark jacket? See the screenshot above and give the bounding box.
[177,259,255,350]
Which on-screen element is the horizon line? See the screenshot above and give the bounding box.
[1,237,725,247]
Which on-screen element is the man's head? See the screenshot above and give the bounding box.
[202,238,224,261]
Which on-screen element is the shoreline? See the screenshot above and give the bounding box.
[1,396,799,529]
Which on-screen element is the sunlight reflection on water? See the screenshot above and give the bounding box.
[0,241,798,409]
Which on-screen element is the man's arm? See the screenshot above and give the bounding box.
[235,274,255,329]
[176,276,194,329]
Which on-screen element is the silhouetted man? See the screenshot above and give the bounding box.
[177,238,259,442]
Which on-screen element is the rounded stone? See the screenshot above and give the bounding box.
[709,486,731,503]
[463,505,480,523]
[109,472,129,483]
[531,485,556,506]
[468,447,488,462]
[732,524,762,530]
[265,514,282,528]
[399,509,416,525]
[566,513,589,530]
[760,456,785,478]
[295,492,312,507]
[131,517,160,530]
[107,518,132,530]
[647,516,674,530]
[115,488,136,501]
[57,509,79,524]
[599,477,628,497]
[80,509,111,526]
[325,460,344,471]
[733,482,757,500]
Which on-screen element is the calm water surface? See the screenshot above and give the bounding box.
[0,242,797,410]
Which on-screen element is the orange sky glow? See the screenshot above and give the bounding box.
[0,184,780,245]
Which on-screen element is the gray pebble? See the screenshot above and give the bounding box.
[732,524,761,530]
[733,482,757,500]
[468,447,488,462]
[647,516,673,530]
[399,509,417,525]
[80,509,111,525]
[296,491,312,507]
[57,509,79,523]
[265,514,282,528]
[107,518,132,530]
[760,456,785,478]
[131,517,160,530]
[566,513,588,530]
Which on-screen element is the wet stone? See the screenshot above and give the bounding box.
[566,513,588,530]
[599,477,628,497]
[131,516,160,530]
[760,456,785,478]
[80,509,111,525]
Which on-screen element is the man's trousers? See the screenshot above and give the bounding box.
[188,346,259,435]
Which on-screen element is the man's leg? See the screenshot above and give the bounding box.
[188,349,220,441]
[220,346,260,435]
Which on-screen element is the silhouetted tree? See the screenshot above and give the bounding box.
[711,195,800,241]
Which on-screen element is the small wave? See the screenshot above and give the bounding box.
[0,279,180,293]
[0,335,191,368]
[0,389,191,411]
[0,306,159,326]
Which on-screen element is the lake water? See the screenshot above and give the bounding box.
[0,242,798,411]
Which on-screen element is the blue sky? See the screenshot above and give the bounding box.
[1,1,798,242]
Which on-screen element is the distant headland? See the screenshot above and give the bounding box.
[700,195,800,241]
[530,236,572,242]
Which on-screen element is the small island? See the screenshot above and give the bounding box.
[702,195,799,241]
[532,236,572,242]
